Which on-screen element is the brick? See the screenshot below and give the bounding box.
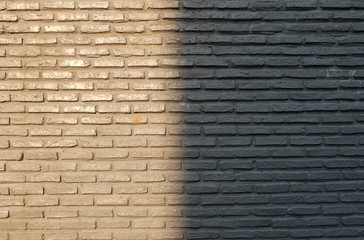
[64,128,96,136]
[81,25,110,33]
[114,1,144,9]
[46,117,77,125]
[44,25,76,33]
[80,185,112,194]
[58,12,88,21]
[0,37,22,45]
[134,104,165,113]
[81,116,112,125]
[128,59,158,67]
[25,38,57,45]
[98,173,130,182]
[45,232,77,240]
[113,71,145,79]
[25,151,57,160]
[134,126,166,135]
[95,196,128,206]
[134,220,165,228]
[0,221,26,230]
[80,232,112,240]
[79,1,109,9]
[3,23,38,32]
[26,60,56,68]
[0,59,21,68]
[79,49,110,58]
[148,1,179,9]
[44,1,75,9]
[115,25,145,33]
[63,105,96,113]
[150,184,184,193]
[7,2,40,10]
[7,162,41,172]
[27,197,59,207]
[47,93,78,102]
[0,210,8,218]
[27,220,61,230]
[0,173,25,183]
[7,72,41,80]
[6,47,40,57]
[26,174,61,182]
[63,173,96,183]
[44,140,77,148]
[60,82,93,90]
[80,93,112,102]
[130,37,162,45]
[60,36,92,45]
[79,209,112,218]
[43,71,73,79]
[28,105,60,113]
[95,37,126,45]
[0,14,18,22]
[45,209,78,219]
[60,59,90,68]
[61,150,93,160]
[61,220,95,229]
[129,13,159,21]
[93,12,124,21]
[98,104,130,113]
[46,186,77,195]
[94,59,124,68]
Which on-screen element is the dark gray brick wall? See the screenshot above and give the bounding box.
[180,0,364,239]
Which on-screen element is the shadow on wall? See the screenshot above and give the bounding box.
[180,0,364,239]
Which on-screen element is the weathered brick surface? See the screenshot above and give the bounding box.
[0,0,364,239]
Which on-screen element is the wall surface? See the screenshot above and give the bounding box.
[1,0,364,239]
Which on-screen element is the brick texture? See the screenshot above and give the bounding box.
[1,0,364,239]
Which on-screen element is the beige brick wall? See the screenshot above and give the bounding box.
[0,1,185,239]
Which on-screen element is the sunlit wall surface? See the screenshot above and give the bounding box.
[1,0,364,239]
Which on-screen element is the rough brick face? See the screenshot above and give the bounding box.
[0,0,364,239]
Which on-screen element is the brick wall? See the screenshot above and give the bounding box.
[1,0,364,239]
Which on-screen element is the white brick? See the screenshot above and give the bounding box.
[0,14,18,22]
[81,93,113,102]
[58,12,89,21]
[25,38,57,45]
[7,2,40,10]
[44,25,76,33]
[81,25,110,33]
[115,25,145,33]
[47,93,78,102]
[95,37,126,45]
[93,12,124,21]
[78,71,109,79]
[42,71,73,79]
[94,59,124,68]
[60,37,92,45]
[79,49,110,57]
[0,37,22,45]
[59,59,91,68]
[44,1,75,9]
[79,1,109,9]
[7,72,40,79]
[23,13,54,21]
[114,1,144,9]
[4,25,41,33]
[43,48,76,56]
